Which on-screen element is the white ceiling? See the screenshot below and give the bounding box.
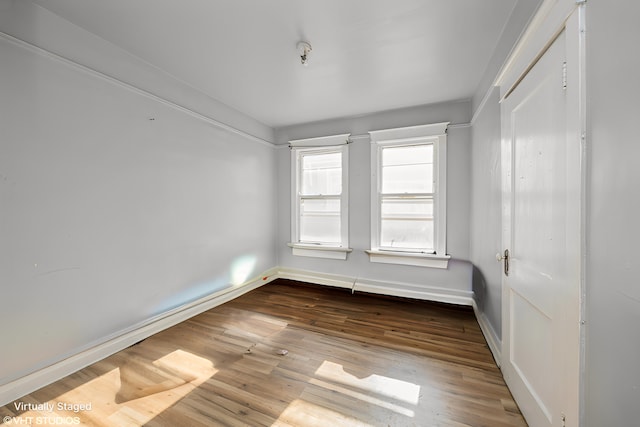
[35,0,518,128]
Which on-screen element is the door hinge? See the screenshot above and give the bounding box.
[562,61,567,90]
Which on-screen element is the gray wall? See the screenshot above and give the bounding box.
[471,0,543,112]
[585,1,640,425]
[275,102,473,297]
[469,87,503,339]
[0,8,277,385]
[0,0,274,143]
[468,0,544,347]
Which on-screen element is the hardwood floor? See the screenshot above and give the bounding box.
[1,280,526,426]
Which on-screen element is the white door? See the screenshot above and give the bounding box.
[500,28,581,427]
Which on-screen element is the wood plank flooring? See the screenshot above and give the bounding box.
[1,280,526,426]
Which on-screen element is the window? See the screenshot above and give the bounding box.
[289,134,351,259]
[379,144,435,250]
[368,123,450,268]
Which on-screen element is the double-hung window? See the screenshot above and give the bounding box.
[367,123,450,268]
[289,134,351,260]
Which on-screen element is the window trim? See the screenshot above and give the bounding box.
[368,123,449,268]
[289,134,351,259]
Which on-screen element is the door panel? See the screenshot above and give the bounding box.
[510,290,553,420]
[510,65,565,321]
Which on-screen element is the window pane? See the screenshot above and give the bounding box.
[381,198,433,218]
[301,152,342,195]
[381,145,433,193]
[380,219,434,250]
[380,198,434,250]
[300,198,341,244]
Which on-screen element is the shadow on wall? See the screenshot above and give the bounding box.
[472,265,487,311]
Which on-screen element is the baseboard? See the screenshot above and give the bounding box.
[277,266,501,365]
[472,300,502,367]
[0,267,279,407]
[274,267,355,290]
[275,267,474,306]
[1,266,482,406]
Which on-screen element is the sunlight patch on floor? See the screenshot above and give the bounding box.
[308,377,415,418]
[4,350,215,427]
[314,360,421,405]
[274,398,376,427]
[107,349,215,425]
[273,360,421,423]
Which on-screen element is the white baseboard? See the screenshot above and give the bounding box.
[279,266,501,365]
[0,267,279,407]
[472,300,502,367]
[274,267,500,365]
[274,267,355,290]
[1,266,482,406]
[275,267,474,306]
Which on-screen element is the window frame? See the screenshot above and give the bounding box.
[367,123,450,268]
[289,134,351,260]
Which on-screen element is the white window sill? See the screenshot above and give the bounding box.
[365,249,450,269]
[288,243,353,260]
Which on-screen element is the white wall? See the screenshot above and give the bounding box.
[469,87,503,341]
[275,102,473,301]
[585,1,640,425]
[0,13,277,385]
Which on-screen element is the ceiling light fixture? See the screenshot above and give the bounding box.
[297,41,312,66]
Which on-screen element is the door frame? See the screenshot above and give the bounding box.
[495,1,586,426]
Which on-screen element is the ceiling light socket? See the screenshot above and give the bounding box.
[297,41,312,66]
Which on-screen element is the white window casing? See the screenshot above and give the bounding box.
[367,123,450,268]
[289,134,352,260]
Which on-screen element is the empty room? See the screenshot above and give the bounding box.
[1,0,638,426]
